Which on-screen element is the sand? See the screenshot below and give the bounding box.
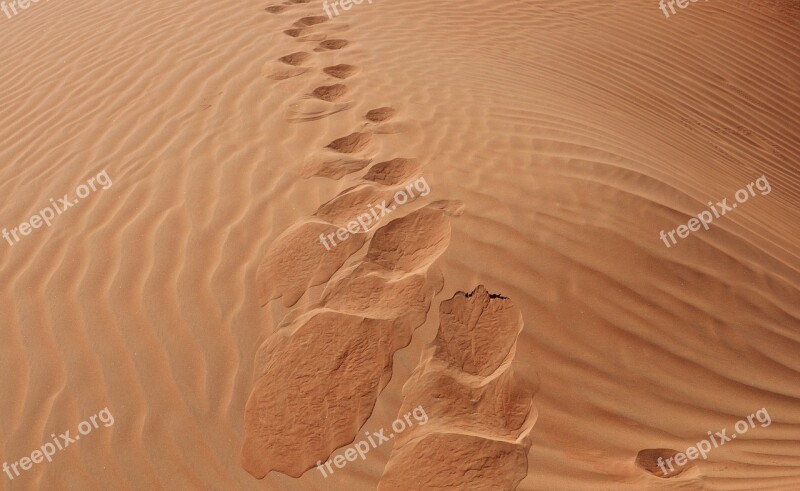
[1,0,799,489]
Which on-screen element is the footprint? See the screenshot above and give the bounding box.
[378,286,536,491]
[265,67,309,80]
[323,64,359,79]
[364,209,458,278]
[320,271,430,318]
[243,309,418,478]
[365,107,396,122]
[635,448,694,478]
[311,84,348,102]
[426,285,522,376]
[380,434,530,491]
[294,15,328,26]
[427,199,465,216]
[265,5,287,13]
[300,158,372,179]
[362,158,422,186]
[365,107,413,134]
[317,39,349,50]
[283,28,306,37]
[326,131,372,154]
[256,221,367,307]
[243,204,459,479]
[286,99,352,123]
[279,52,312,66]
[313,183,393,226]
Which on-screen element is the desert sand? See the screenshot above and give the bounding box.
[1,0,799,489]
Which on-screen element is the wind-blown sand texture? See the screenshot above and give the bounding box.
[1,0,799,489]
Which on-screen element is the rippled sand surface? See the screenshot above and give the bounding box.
[1,0,798,489]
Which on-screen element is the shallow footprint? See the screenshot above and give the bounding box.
[256,221,367,307]
[265,4,287,13]
[286,99,351,123]
[294,15,328,26]
[313,183,393,226]
[300,157,372,179]
[326,131,372,154]
[635,448,695,478]
[283,28,306,37]
[365,107,396,122]
[365,107,413,134]
[323,64,359,79]
[265,66,309,80]
[317,39,349,51]
[363,158,423,186]
[266,52,313,79]
[379,434,530,491]
[311,84,348,102]
[279,52,312,66]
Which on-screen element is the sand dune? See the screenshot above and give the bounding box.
[1,0,799,489]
